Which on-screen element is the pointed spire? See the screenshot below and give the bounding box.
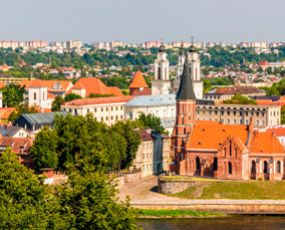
[176,51,196,100]
[189,36,196,53]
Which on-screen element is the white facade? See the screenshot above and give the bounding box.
[151,46,171,95]
[175,48,204,99]
[125,94,176,134]
[28,87,51,110]
[62,99,129,126]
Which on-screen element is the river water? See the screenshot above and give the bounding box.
[137,216,285,230]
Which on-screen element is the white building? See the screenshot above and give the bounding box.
[61,96,132,126]
[27,81,52,111]
[125,94,176,134]
[174,45,204,99]
[151,45,171,95]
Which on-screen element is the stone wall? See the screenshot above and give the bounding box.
[158,177,198,194]
[124,172,142,184]
[131,200,285,214]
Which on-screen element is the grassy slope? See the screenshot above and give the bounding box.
[172,181,285,199]
[135,209,226,218]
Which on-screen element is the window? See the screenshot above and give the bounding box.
[228,162,232,175]
[277,161,281,173]
[34,92,37,100]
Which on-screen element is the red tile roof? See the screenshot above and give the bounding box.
[70,78,123,97]
[212,86,263,95]
[186,121,249,150]
[138,129,153,142]
[250,131,285,154]
[0,108,16,120]
[64,96,133,106]
[129,71,148,89]
[267,127,285,137]
[0,136,32,154]
[20,80,72,92]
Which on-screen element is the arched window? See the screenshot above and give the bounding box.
[263,161,268,174]
[228,162,232,175]
[229,141,232,156]
[251,161,256,173]
[277,161,281,173]
[196,157,201,171]
[213,157,218,171]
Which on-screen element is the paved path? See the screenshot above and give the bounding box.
[118,176,285,213]
[118,175,181,202]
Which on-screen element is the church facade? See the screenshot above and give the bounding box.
[172,46,285,181]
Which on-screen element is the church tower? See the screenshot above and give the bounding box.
[188,45,204,99]
[173,43,186,91]
[174,43,204,99]
[173,52,196,165]
[151,44,171,95]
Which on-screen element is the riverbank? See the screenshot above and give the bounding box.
[131,199,285,214]
[135,209,227,218]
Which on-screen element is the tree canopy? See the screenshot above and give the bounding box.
[223,94,257,105]
[31,114,141,172]
[2,83,26,107]
[138,113,166,134]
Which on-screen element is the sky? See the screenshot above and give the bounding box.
[0,0,284,43]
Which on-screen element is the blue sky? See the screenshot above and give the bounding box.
[0,0,284,43]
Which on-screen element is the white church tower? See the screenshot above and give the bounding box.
[174,43,186,91]
[174,43,204,99]
[188,45,204,99]
[151,44,171,95]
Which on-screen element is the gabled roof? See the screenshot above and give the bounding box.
[20,80,72,92]
[176,53,196,100]
[138,129,153,142]
[70,78,123,97]
[0,108,16,120]
[0,126,27,137]
[0,136,32,154]
[250,131,285,154]
[129,71,148,89]
[186,121,249,150]
[16,112,65,126]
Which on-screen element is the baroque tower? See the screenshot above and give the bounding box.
[151,44,171,95]
[188,45,204,99]
[174,44,204,99]
[173,52,196,166]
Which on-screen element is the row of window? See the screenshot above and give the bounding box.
[197,109,267,117]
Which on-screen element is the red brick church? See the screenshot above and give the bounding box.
[172,48,285,181]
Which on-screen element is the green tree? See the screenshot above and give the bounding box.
[52,96,64,111]
[31,126,59,172]
[2,83,26,107]
[111,121,141,169]
[223,94,257,105]
[58,170,137,229]
[138,113,165,133]
[64,93,81,102]
[0,149,65,229]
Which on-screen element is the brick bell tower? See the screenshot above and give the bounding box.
[173,48,196,169]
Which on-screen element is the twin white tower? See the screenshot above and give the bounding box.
[151,44,204,99]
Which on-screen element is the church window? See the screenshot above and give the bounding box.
[228,162,232,175]
[277,161,281,173]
